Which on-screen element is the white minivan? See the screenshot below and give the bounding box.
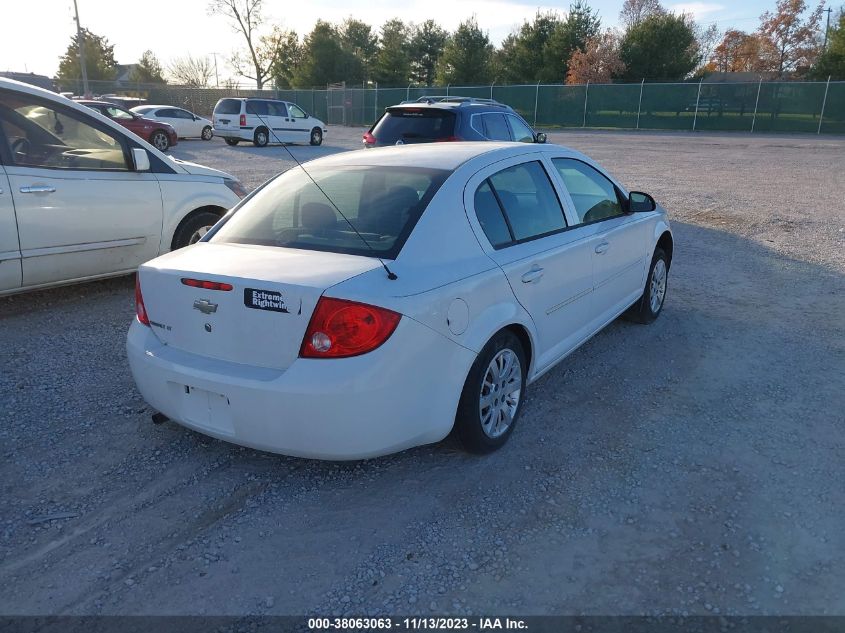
[212,98,328,147]
[0,78,246,296]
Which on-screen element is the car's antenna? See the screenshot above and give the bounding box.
[248,107,397,281]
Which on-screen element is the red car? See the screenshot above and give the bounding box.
[78,100,178,151]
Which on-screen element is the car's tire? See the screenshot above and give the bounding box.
[150,130,170,151]
[224,138,240,146]
[625,247,669,324]
[201,126,213,141]
[454,330,527,454]
[253,127,269,147]
[310,127,323,146]
[171,211,223,250]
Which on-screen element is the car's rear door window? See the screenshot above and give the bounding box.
[246,101,269,116]
[486,161,566,241]
[371,109,456,144]
[210,165,449,259]
[474,181,513,248]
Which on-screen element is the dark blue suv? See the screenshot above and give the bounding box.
[362,96,547,147]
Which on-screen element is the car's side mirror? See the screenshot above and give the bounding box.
[131,147,150,171]
[534,132,547,144]
[629,191,656,212]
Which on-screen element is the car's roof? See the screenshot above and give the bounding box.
[75,100,115,106]
[136,104,187,110]
[309,142,579,171]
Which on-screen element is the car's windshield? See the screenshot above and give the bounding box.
[210,165,449,258]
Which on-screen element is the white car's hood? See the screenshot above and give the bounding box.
[169,157,234,180]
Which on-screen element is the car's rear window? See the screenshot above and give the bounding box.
[210,165,449,259]
[371,109,456,144]
[214,99,241,115]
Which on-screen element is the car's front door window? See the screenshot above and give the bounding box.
[0,93,129,171]
[552,158,623,224]
[105,106,135,120]
[289,104,307,118]
[507,115,535,143]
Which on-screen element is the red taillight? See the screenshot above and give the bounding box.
[239,114,246,126]
[437,135,462,142]
[362,131,376,145]
[135,275,150,326]
[181,278,233,291]
[300,297,401,359]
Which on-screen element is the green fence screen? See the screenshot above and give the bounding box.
[56,79,845,135]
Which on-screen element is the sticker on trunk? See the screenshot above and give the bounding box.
[244,288,289,313]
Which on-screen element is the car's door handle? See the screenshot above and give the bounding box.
[595,241,610,254]
[19,185,56,194]
[521,266,544,283]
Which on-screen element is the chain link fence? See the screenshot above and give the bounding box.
[55,78,845,134]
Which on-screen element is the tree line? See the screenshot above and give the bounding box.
[55,0,845,91]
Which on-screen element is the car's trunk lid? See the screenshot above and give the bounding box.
[139,243,380,370]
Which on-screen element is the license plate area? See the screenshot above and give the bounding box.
[171,383,234,436]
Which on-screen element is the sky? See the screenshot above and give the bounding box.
[1,0,787,83]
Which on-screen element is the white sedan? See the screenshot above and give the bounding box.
[128,143,673,460]
[132,105,214,140]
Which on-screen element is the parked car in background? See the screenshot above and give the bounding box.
[132,105,214,140]
[78,100,178,151]
[363,96,547,148]
[128,142,672,460]
[212,97,327,147]
[0,77,247,296]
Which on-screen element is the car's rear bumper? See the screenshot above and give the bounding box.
[127,317,475,460]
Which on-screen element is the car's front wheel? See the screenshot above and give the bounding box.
[150,130,170,151]
[454,330,527,454]
[310,127,323,146]
[626,247,669,324]
[224,138,239,146]
[172,211,223,250]
[201,126,213,140]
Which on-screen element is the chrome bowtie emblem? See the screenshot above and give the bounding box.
[193,299,218,314]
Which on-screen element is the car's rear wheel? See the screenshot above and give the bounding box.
[253,128,269,147]
[172,211,222,250]
[224,138,240,146]
[150,130,169,151]
[201,126,213,140]
[454,330,526,454]
[310,127,323,146]
[625,247,669,324]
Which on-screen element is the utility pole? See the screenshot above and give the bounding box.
[823,7,833,50]
[211,52,219,87]
[72,0,90,97]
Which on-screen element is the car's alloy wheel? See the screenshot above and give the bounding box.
[254,129,269,147]
[150,130,169,151]
[172,211,223,250]
[625,247,669,324]
[454,330,527,453]
[201,126,213,140]
[189,225,213,244]
[479,349,522,439]
[649,259,667,314]
[310,128,323,146]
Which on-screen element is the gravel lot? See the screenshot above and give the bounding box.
[1,128,843,617]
